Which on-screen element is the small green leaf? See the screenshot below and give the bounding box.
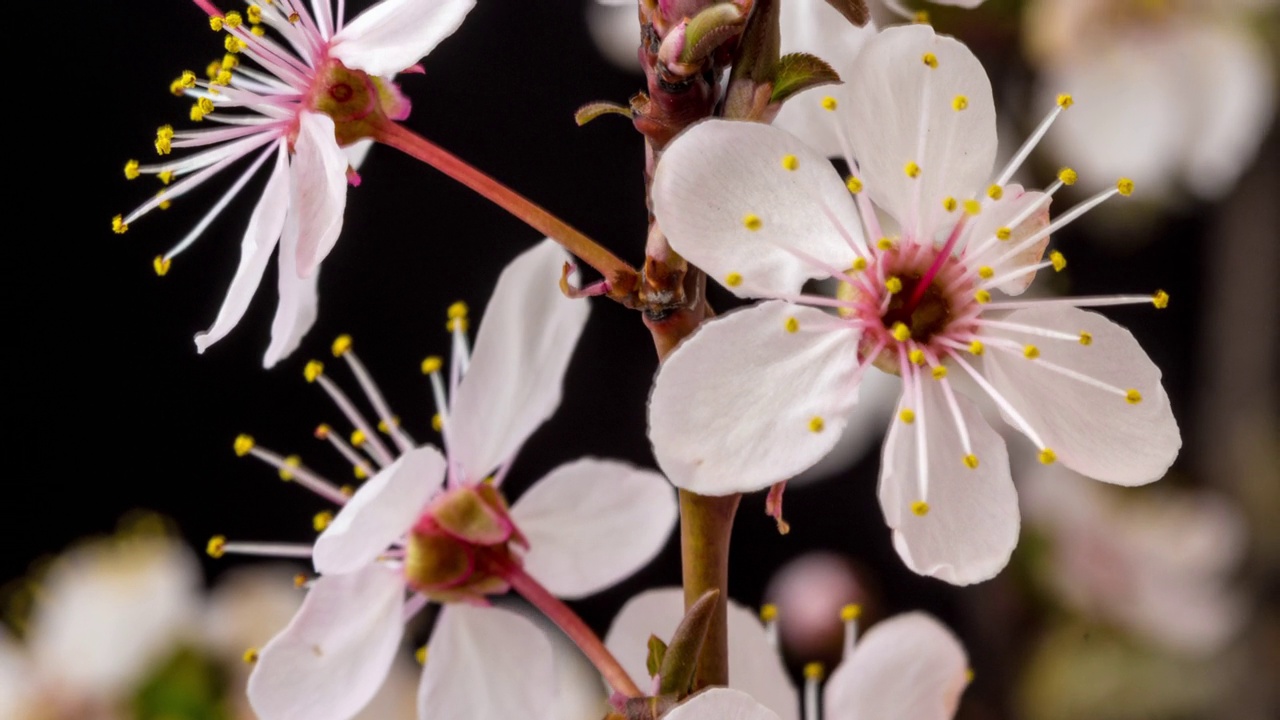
[680,4,747,66]
[770,53,841,105]
[575,101,633,126]
[646,634,669,679]
[657,589,720,696]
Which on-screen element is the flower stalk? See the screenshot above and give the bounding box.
[677,490,740,689]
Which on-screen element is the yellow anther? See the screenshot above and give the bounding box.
[158,199,171,211]
[189,105,206,122]
[760,604,779,623]
[247,5,263,23]
[214,69,234,86]
[225,35,246,53]
[170,78,188,95]
[353,465,369,480]
[911,500,930,516]
[251,24,265,36]
[158,170,175,185]
[891,322,911,342]
[803,662,826,681]
[943,197,958,212]
[904,161,921,179]
[378,417,400,434]
[885,276,903,294]
[224,11,243,28]
[921,53,938,68]
[234,434,255,457]
[1057,167,1078,186]
[303,360,324,383]
[1038,448,1057,465]
[293,573,308,588]
[785,317,800,333]
[111,215,129,234]
[416,646,428,665]
[198,96,216,114]
[742,213,763,231]
[809,416,825,433]
[288,12,301,24]
[909,349,926,365]
[963,454,979,469]
[851,257,867,272]
[206,535,227,558]
[969,340,985,355]
[965,668,975,683]
[877,237,896,251]
[123,159,142,180]
[952,94,968,111]
[421,355,443,375]
[1152,290,1169,309]
[821,96,838,111]
[154,125,174,156]
[899,408,916,424]
[447,301,468,321]
[1125,389,1143,405]
[1049,251,1067,272]
[987,184,1004,200]
[781,154,799,171]
[996,227,1012,241]
[209,16,224,31]
[223,52,239,68]
[914,10,929,23]
[242,647,259,664]
[431,413,444,432]
[206,59,222,79]
[330,334,353,357]
[724,272,744,288]
[931,365,948,380]
[1023,344,1040,359]
[313,511,333,532]
[279,455,301,481]
[963,199,982,216]
[180,69,197,88]
[314,423,332,439]
[1056,93,1074,109]
[340,484,356,496]
[974,289,992,304]
[1079,331,1093,346]
[1117,178,1135,196]
[977,266,994,279]
[845,176,863,193]
[840,604,862,622]
[350,429,367,447]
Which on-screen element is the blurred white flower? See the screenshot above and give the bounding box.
[1024,0,1278,203]
[1021,462,1249,656]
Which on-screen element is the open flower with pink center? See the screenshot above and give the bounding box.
[208,240,677,719]
[115,0,475,366]
[648,24,1181,585]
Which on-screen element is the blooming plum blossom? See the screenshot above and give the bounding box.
[208,240,676,719]
[648,24,1181,585]
[116,0,476,366]
[608,588,969,719]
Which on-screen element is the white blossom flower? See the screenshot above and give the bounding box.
[1023,0,1277,203]
[0,533,202,719]
[1021,463,1248,655]
[209,239,676,720]
[115,0,476,366]
[648,24,1181,585]
[608,589,969,720]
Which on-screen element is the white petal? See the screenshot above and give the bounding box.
[824,612,968,719]
[981,306,1180,486]
[248,564,405,720]
[29,538,201,696]
[963,184,1050,296]
[313,445,447,575]
[292,111,350,278]
[511,458,677,600]
[343,138,374,171]
[196,142,291,353]
[844,25,997,236]
[793,367,900,485]
[649,301,863,495]
[262,203,320,368]
[331,0,476,77]
[448,239,590,480]
[605,588,799,720]
[665,688,783,720]
[652,120,862,298]
[0,631,31,719]
[772,1,877,158]
[879,381,1018,585]
[418,605,555,720]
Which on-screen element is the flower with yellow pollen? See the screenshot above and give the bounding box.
[649,25,1180,586]
[115,0,477,367]
[206,241,676,720]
